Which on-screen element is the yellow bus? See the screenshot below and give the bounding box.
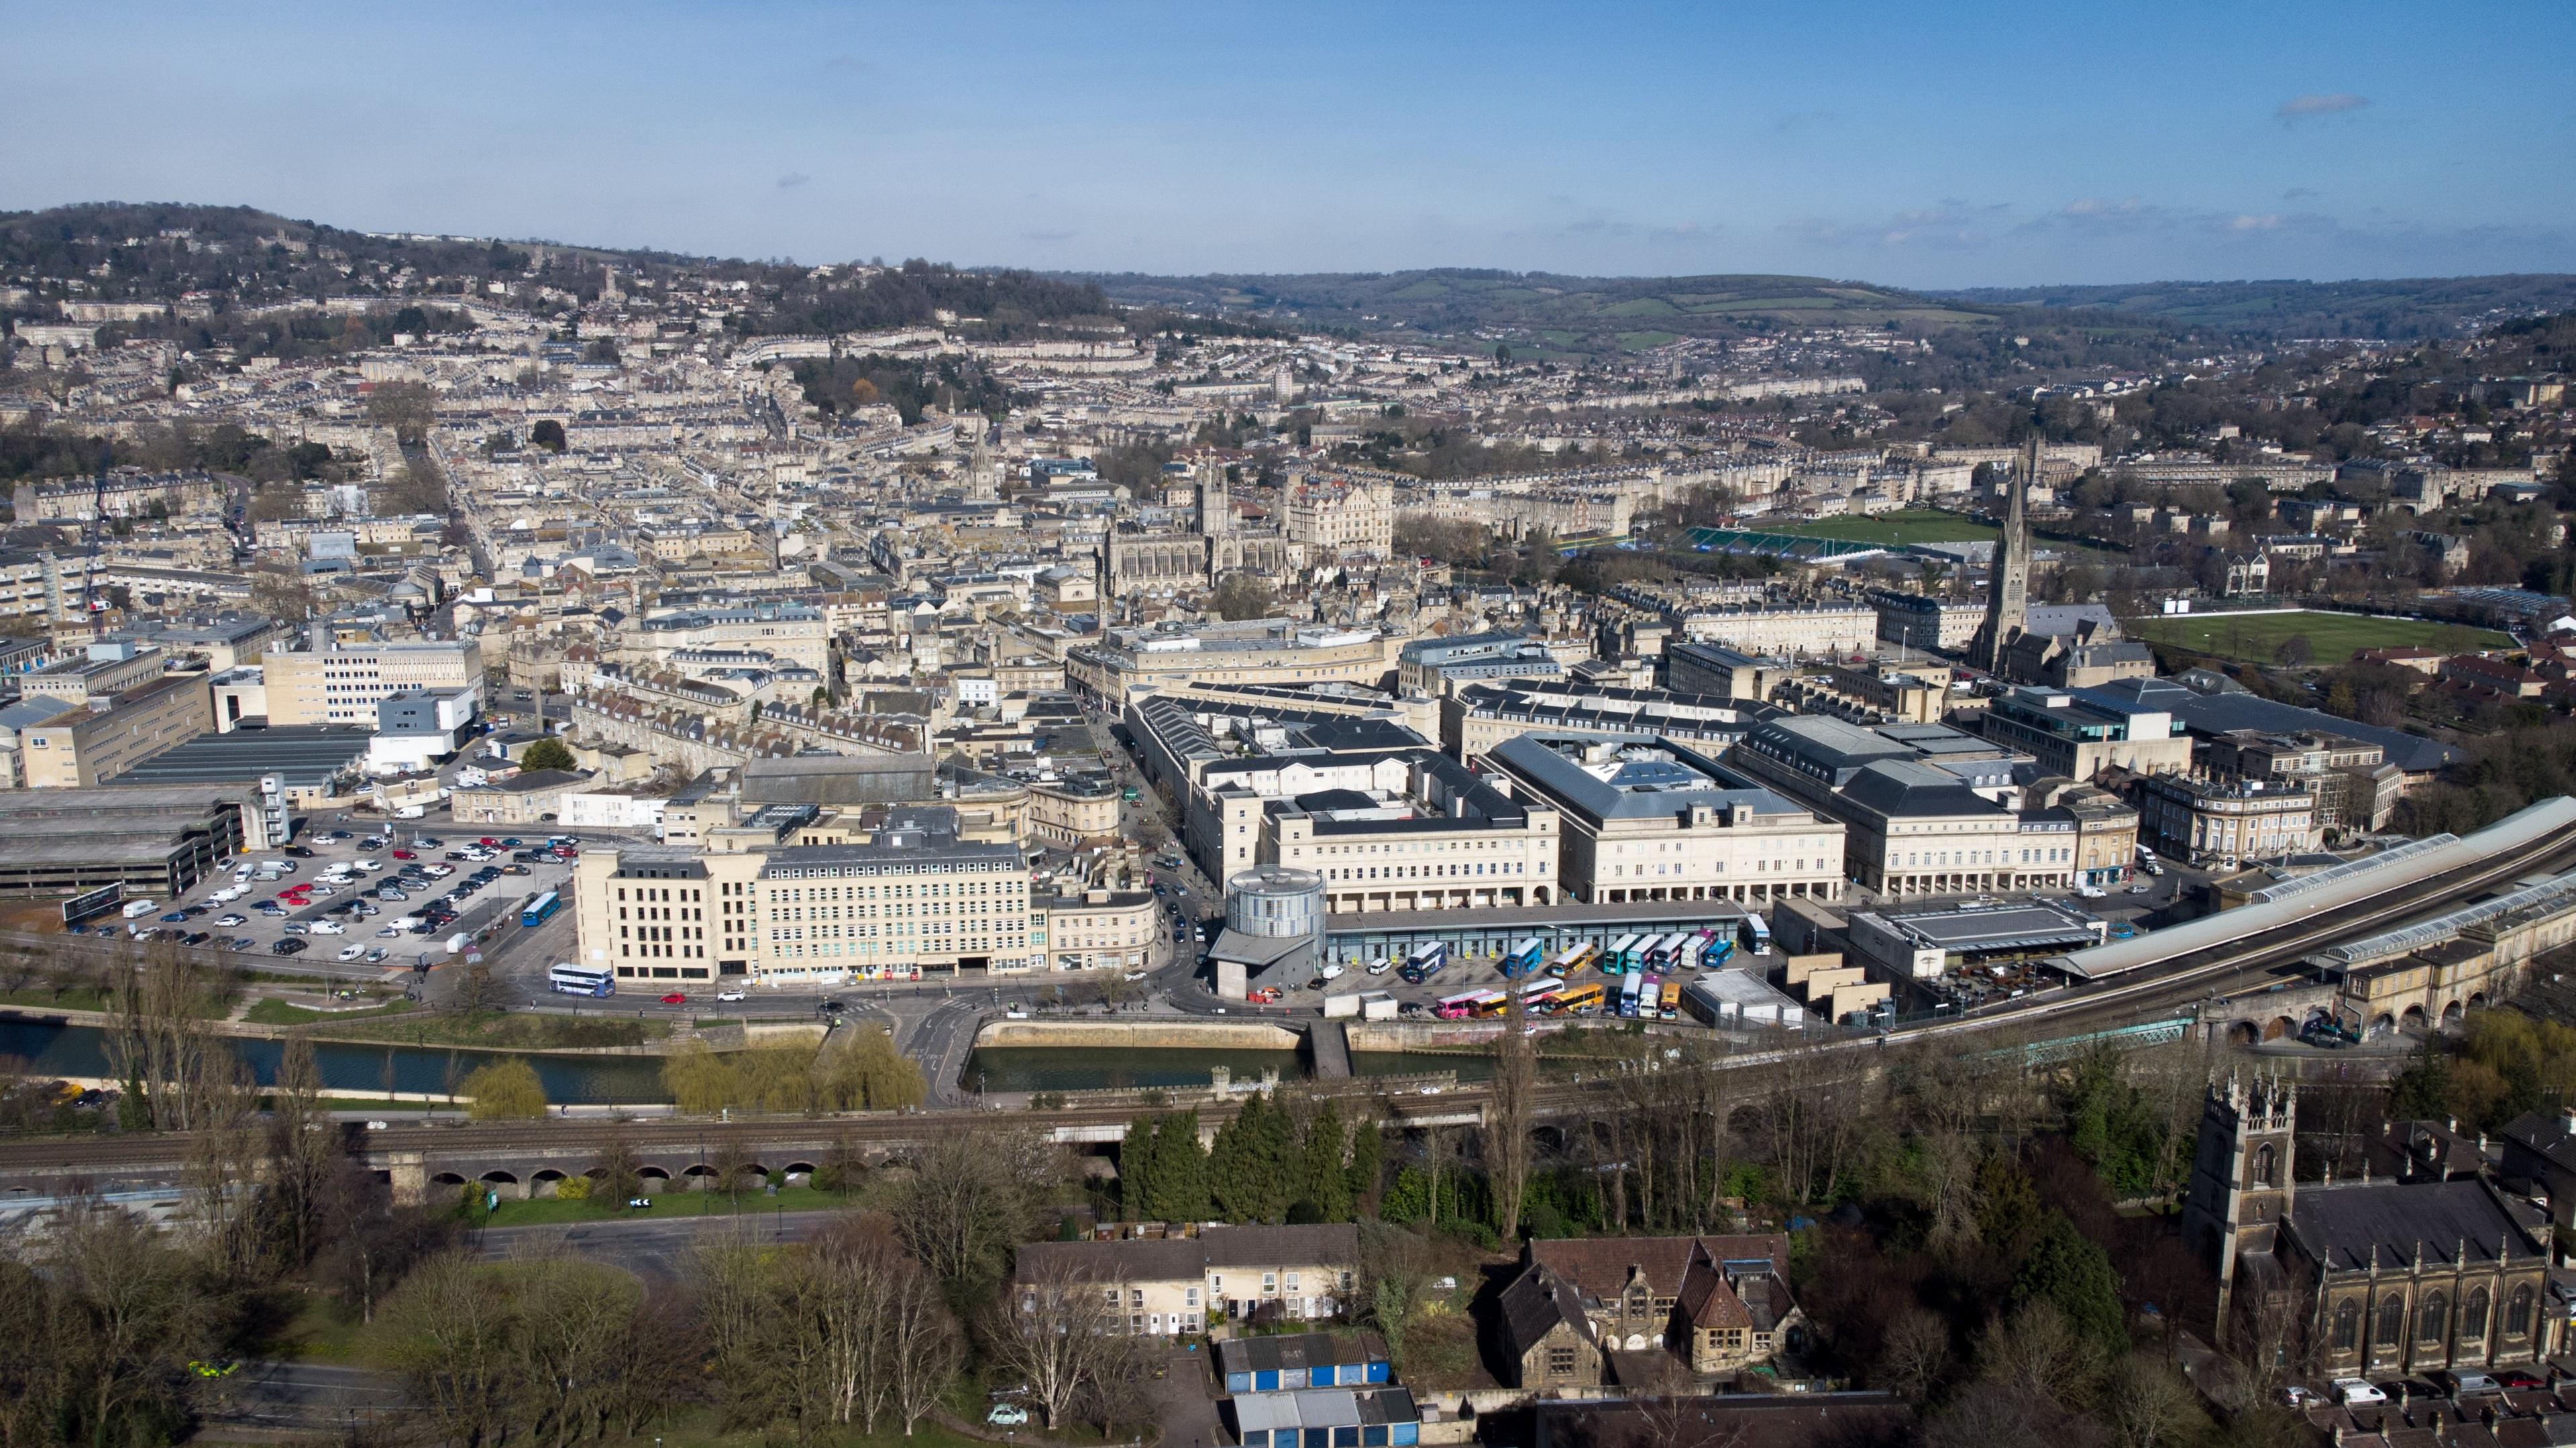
[1554,981,1607,1015]
[1658,979,1682,1019]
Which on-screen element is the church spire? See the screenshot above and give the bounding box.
[1968,433,2036,673]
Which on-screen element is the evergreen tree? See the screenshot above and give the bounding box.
[1346,1119,1385,1213]
[2015,1211,2129,1358]
[1303,1101,1352,1221]
[1214,1093,1293,1223]
[1148,1111,1212,1223]
[1122,1113,1159,1221]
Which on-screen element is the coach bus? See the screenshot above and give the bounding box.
[547,962,614,997]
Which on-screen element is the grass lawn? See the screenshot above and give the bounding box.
[244,996,418,1026]
[1758,509,1996,547]
[2124,610,2510,666]
[471,1183,865,1228]
[0,984,114,1013]
[317,1009,667,1050]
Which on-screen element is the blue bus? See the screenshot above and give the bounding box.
[1399,940,1447,984]
[1617,971,1645,1018]
[1501,936,1547,979]
[547,962,613,997]
[520,890,561,928]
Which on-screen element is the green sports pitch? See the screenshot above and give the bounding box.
[2123,610,2510,665]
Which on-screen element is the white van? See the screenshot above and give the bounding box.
[121,899,159,919]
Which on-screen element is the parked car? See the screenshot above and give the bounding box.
[215,913,246,928]
[2127,882,2153,894]
[311,920,346,936]
[271,939,309,956]
[363,948,389,964]
[282,922,311,936]
[1250,986,1283,1004]
[986,1405,1030,1428]
[2333,1380,2387,1406]
[392,849,417,860]
[337,944,366,961]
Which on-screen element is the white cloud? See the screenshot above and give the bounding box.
[2276,93,2369,123]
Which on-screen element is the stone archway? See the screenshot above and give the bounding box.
[2443,1000,2464,1027]
[2231,1021,2263,1048]
[2402,1005,2428,1034]
[478,1169,525,1201]
[2368,1013,2397,1038]
[2263,1016,2295,1042]
[531,1168,569,1198]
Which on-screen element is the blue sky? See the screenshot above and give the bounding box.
[7,1,2572,287]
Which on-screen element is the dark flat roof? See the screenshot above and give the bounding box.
[117,726,369,788]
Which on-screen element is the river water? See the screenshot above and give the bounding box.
[0,1019,1494,1106]
[0,1018,671,1105]
[963,1046,1494,1093]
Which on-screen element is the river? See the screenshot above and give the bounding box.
[0,1018,672,1105]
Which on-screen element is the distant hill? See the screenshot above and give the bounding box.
[1929,276,2576,341]
[1065,268,2045,354]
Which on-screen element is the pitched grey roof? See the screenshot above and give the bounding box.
[1839,760,2001,820]
[2284,1178,2548,1274]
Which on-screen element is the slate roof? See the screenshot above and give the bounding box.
[1527,1234,1791,1305]
[1014,1224,1358,1286]
[1497,1261,1594,1360]
[2283,1178,2548,1274]
[1839,759,2000,820]
[2079,676,2463,774]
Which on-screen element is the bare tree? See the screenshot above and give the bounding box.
[1878,1306,1953,1404]
[264,1035,343,1268]
[896,1126,1053,1307]
[2104,1353,2200,1448]
[1488,992,1537,1242]
[885,1255,963,1436]
[1358,1221,1438,1374]
[985,1256,1124,1431]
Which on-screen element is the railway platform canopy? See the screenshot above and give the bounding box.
[2051,796,2576,982]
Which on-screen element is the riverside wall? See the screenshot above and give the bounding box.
[971,1018,1302,1051]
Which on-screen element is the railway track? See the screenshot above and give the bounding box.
[7,822,2574,1178]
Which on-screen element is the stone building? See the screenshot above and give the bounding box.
[1495,1235,1803,1390]
[2182,1072,2560,1375]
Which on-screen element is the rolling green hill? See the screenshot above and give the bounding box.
[1932,275,2576,341]
[1069,268,2034,353]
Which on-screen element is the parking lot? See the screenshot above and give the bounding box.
[85,824,580,983]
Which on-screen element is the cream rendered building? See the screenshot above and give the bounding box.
[1487,731,1847,905]
[572,805,1157,987]
[264,638,484,726]
[1067,620,1400,700]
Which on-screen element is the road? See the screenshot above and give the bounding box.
[478,1207,841,1279]
[201,1359,405,1437]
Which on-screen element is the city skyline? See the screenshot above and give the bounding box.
[5,1,2573,287]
